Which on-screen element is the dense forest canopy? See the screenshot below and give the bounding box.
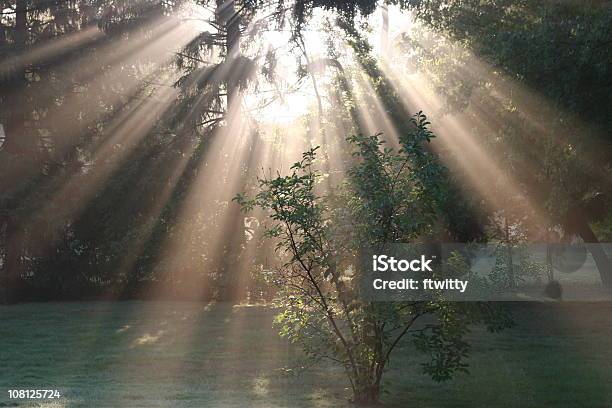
[1,0,611,302]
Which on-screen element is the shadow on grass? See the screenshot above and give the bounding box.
[2,302,612,407]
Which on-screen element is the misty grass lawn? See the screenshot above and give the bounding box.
[1,303,612,408]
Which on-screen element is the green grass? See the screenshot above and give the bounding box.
[1,302,612,407]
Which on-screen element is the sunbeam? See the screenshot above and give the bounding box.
[1,1,612,407]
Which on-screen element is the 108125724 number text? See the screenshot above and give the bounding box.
[8,389,61,399]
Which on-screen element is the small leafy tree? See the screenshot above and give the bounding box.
[486,211,545,291]
[236,113,511,405]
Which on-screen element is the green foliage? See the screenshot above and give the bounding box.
[0,0,188,298]
[237,118,511,404]
[402,0,612,224]
[485,213,546,290]
[333,15,484,243]
[292,0,378,32]
[329,117,444,256]
[593,212,612,243]
[489,244,544,290]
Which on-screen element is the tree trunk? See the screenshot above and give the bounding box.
[504,217,516,288]
[213,0,246,301]
[1,0,30,302]
[577,221,612,288]
[1,215,25,303]
[216,0,241,110]
[217,205,246,301]
[566,206,612,288]
[353,384,380,406]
